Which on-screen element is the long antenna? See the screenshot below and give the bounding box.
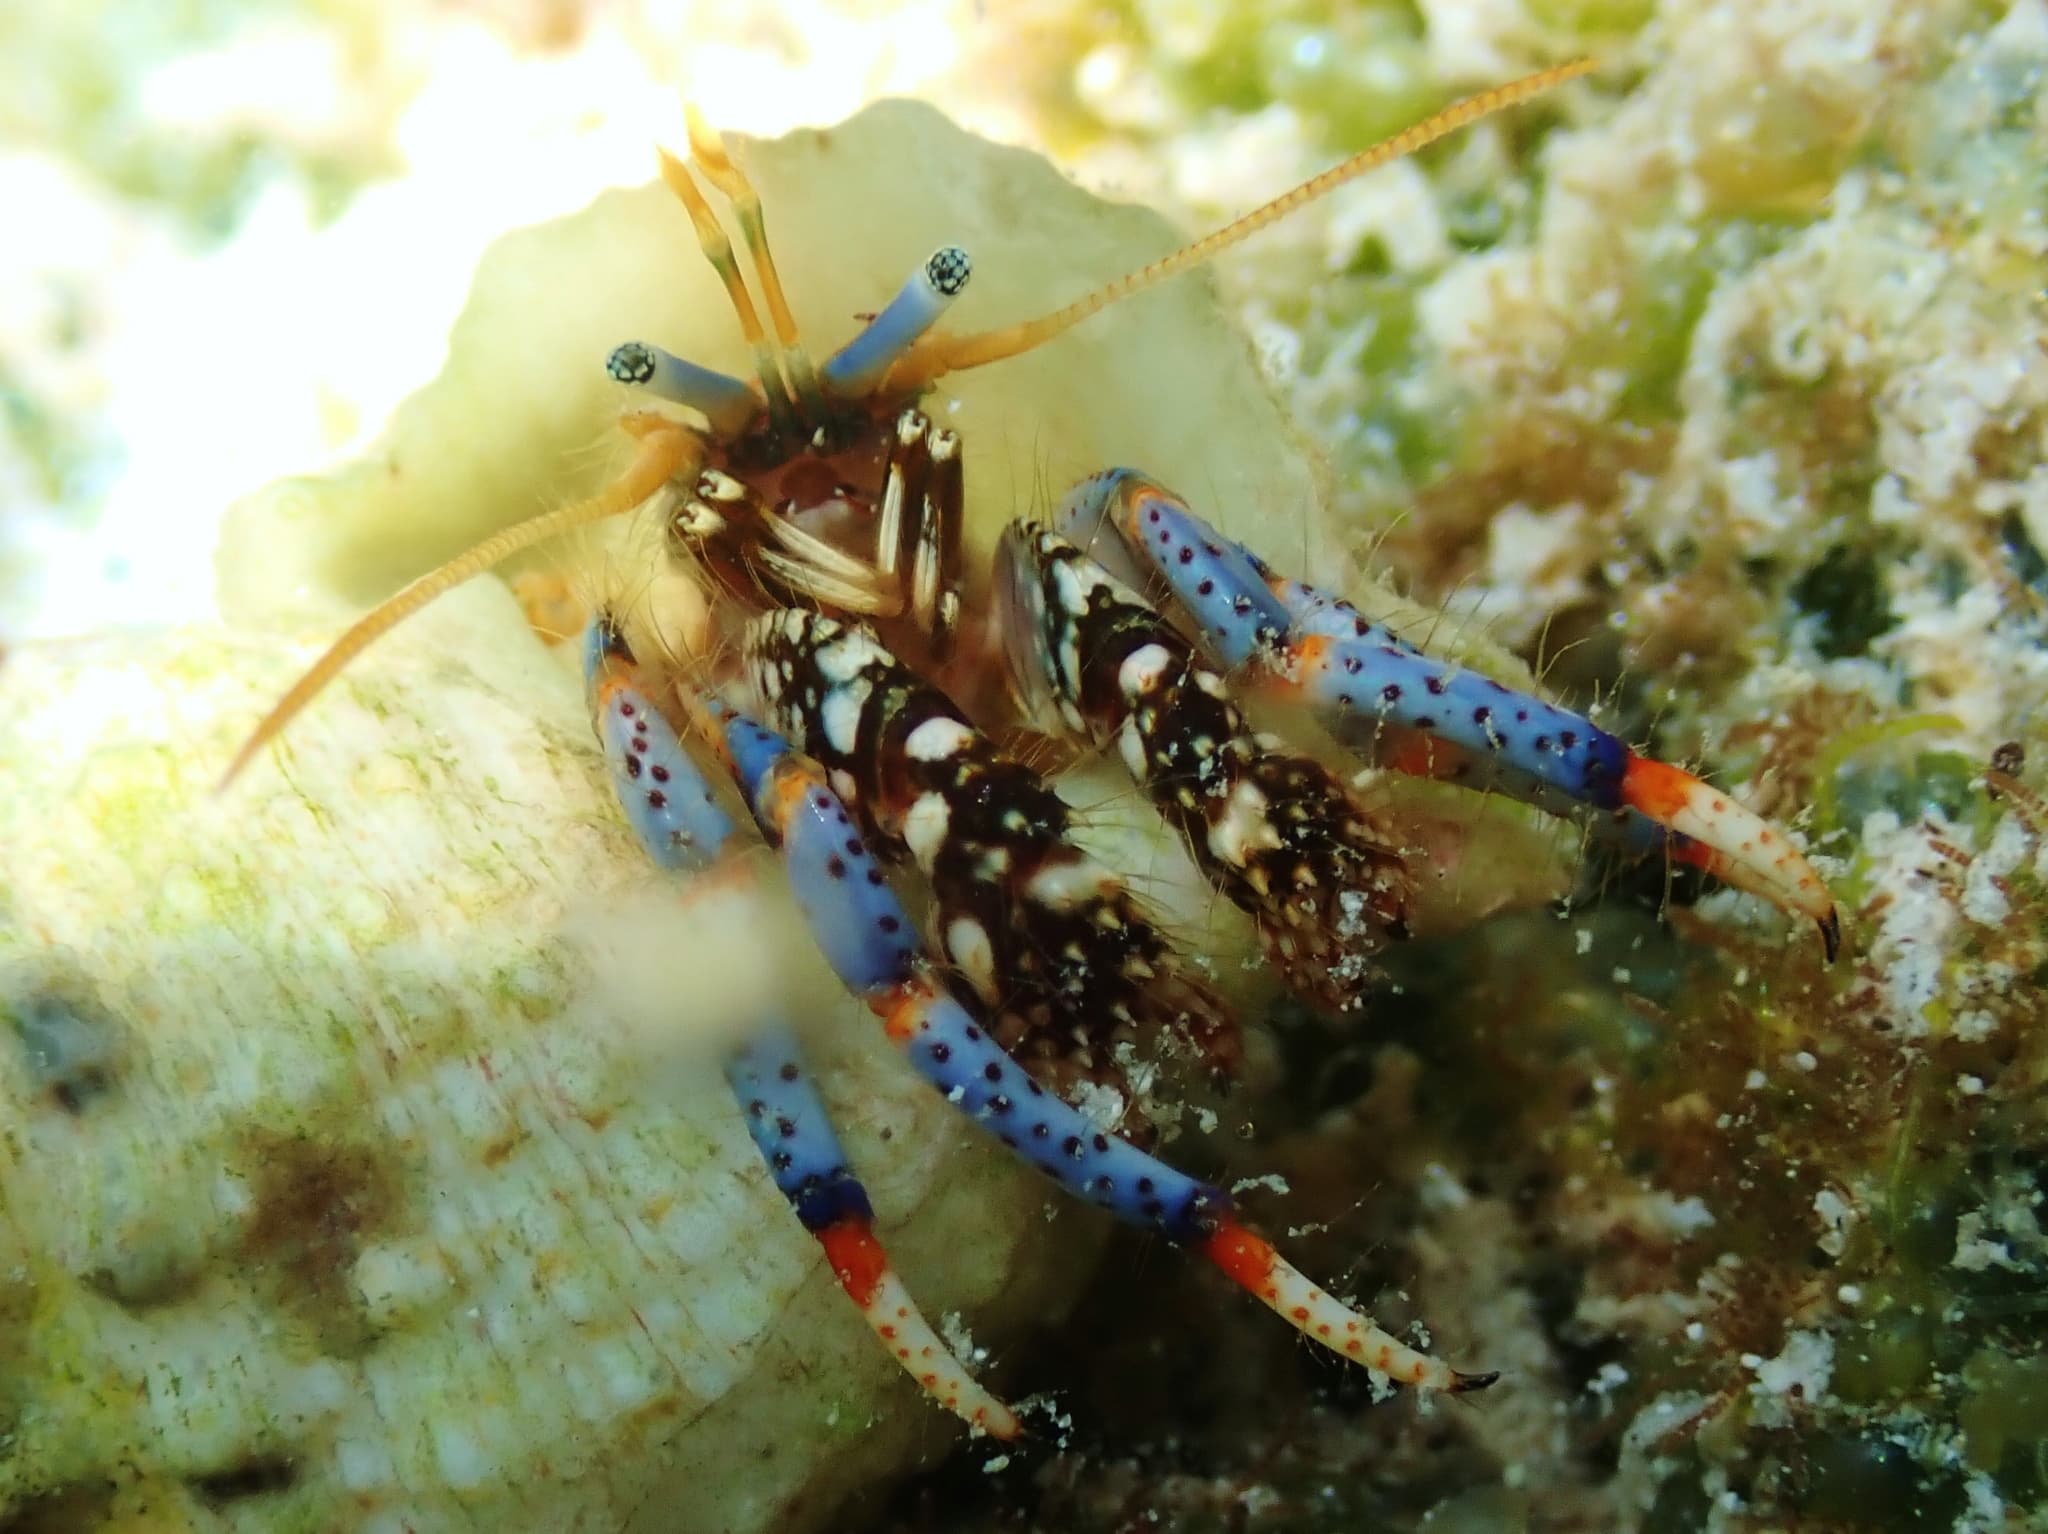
[887,58,1597,390]
[219,419,701,790]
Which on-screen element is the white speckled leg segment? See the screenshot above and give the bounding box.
[1201,1224,1494,1394]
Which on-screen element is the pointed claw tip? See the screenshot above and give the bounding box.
[1818,907,1841,964]
[1450,1369,1501,1394]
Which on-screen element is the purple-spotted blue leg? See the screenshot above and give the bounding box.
[1250,566,1676,863]
[586,618,738,869]
[676,680,1493,1393]
[586,616,1018,1439]
[1059,470,1841,960]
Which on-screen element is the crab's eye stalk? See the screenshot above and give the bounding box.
[605,340,760,438]
[924,244,971,297]
[820,245,973,399]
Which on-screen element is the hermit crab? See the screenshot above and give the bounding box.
[218,59,1838,1441]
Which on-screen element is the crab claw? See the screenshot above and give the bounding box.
[1060,470,1840,960]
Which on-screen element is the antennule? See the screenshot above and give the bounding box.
[889,58,1597,389]
[685,108,828,420]
[658,145,799,427]
[218,419,702,791]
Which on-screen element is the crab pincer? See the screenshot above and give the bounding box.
[994,519,1411,1012]
[1056,471,1841,961]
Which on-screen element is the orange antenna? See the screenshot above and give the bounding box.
[685,108,827,420]
[658,146,797,426]
[218,417,702,790]
[888,58,1597,390]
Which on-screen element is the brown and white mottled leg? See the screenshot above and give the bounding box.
[908,415,963,659]
[995,520,1412,1014]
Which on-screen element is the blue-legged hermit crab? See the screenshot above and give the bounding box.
[221,60,1838,1441]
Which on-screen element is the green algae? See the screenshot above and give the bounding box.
[1526,0,1655,36]
[1795,1432,1968,1529]
[1807,714,1980,840]
[1961,1349,2048,1492]
[1351,870,2044,1522]
[1115,0,1444,149]
[1791,540,1896,660]
[1832,1303,1938,1404]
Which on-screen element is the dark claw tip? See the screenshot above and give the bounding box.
[1817,907,1842,965]
[1450,1369,1501,1394]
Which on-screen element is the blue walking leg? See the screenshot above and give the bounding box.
[676,675,1493,1392]
[585,615,1017,1436]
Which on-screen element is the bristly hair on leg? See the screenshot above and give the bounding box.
[514,466,707,653]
